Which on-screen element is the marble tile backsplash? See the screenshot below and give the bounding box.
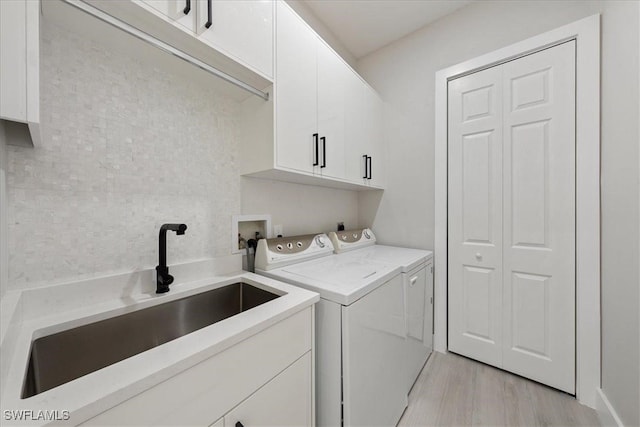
[6,21,241,288]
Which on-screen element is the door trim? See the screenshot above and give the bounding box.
[434,15,600,407]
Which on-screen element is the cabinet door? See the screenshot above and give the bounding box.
[363,88,385,187]
[317,41,347,179]
[196,0,273,79]
[275,2,317,174]
[139,0,196,32]
[0,0,38,131]
[344,75,367,184]
[224,352,312,427]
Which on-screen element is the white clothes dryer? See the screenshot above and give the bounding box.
[255,233,407,427]
[329,229,434,392]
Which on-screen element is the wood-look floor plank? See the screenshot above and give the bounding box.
[398,352,599,427]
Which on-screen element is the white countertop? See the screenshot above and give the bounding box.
[0,258,319,426]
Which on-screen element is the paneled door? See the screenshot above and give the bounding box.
[448,41,576,393]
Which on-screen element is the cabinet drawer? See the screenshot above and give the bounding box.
[82,307,313,426]
[224,352,312,427]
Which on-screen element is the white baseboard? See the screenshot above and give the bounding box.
[596,388,624,427]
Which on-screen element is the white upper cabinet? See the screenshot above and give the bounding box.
[275,1,317,173]
[0,0,40,145]
[263,1,385,190]
[139,0,197,32]
[363,88,385,187]
[343,75,385,188]
[84,0,274,87]
[344,74,367,184]
[195,0,274,79]
[317,40,347,180]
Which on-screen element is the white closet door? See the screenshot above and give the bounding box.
[448,41,576,393]
[502,41,576,393]
[448,65,504,367]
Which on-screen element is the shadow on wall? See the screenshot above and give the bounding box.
[357,190,384,229]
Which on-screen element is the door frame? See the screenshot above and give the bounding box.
[434,15,600,407]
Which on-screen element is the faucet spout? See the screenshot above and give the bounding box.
[156,223,187,294]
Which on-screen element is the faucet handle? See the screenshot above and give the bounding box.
[155,266,174,294]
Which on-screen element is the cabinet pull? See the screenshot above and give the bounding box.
[321,136,326,168]
[363,154,368,179]
[183,0,191,15]
[410,276,418,286]
[235,423,244,427]
[313,133,319,166]
[205,0,212,28]
[367,156,372,179]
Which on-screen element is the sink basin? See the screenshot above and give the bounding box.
[22,282,280,398]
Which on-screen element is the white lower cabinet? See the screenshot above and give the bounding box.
[224,352,312,427]
[81,307,314,427]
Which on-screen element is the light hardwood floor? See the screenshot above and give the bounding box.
[398,352,600,427]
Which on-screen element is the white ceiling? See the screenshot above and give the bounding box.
[301,0,472,59]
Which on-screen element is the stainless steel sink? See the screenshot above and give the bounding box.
[22,282,280,398]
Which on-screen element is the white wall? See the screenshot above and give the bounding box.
[357,1,639,424]
[241,177,359,236]
[3,14,359,292]
[4,20,243,289]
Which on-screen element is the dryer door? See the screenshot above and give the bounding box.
[341,274,407,427]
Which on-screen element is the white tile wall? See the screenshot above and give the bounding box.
[6,21,242,289]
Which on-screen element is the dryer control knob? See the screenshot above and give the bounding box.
[363,230,371,239]
[315,235,326,248]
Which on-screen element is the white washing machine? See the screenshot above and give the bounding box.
[329,229,434,392]
[255,233,407,427]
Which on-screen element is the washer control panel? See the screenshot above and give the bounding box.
[328,228,376,253]
[255,233,334,270]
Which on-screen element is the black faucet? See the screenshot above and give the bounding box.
[156,223,187,294]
